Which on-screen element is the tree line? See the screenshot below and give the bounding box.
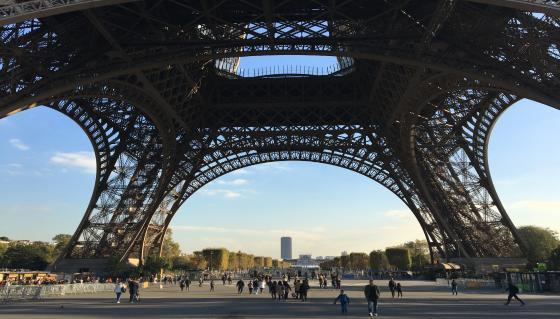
[2,225,560,272]
[318,239,430,271]
[318,226,560,271]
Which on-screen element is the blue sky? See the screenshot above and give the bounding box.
[0,56,559,259]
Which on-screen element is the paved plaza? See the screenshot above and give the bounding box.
[1,280,559,318]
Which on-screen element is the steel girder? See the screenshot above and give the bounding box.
[0,1,558,270]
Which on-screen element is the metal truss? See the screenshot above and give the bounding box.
[0,0,558,271]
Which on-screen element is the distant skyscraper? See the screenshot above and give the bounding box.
[281,237,292,260]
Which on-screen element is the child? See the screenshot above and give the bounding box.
[396,282,403,298]
[333,289,350,314]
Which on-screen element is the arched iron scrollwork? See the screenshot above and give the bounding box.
[141,125,450,262]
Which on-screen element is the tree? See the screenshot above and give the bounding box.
[191,252,208,270]
[1,242,53,270]
[518,226,560,263]
[171,255,191,271]
[0,236,9,241]
[369,250,390,270]
[333,257,341,268]
[401,240,430,270]
[319,259,336,270]
[548,247,560,271]
[385,248,411,270]
[340,255,350,269]
[228,252,239,270]
[161,229,181,259]
[144,255,170,274]
[253,256,265,268]
[202,248,229,270]
[264,257,273,268]
[52,234,72,257]
[349,252,369,270]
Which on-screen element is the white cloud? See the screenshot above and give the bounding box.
[9,138,29,151]
[216,178,249,186]
[50,151,96,173]
[200,188,242,199]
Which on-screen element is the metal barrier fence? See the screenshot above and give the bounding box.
[1,283,115,302]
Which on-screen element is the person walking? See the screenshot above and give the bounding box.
[128,279,138,303]
[179,280,185,291]
[185,278,191,291]
[236,279,245,294]
[248,280,253,294]
[333,289,350,314]
[270,281,277,299]
[283,281,291,301]
[278,281,285,300]
[114,279,124,303]
[396,282,403,298]
[294,279,301,299]
[451,279,458,295]
[259,279,266,294]
[388,277,396,298]
[364,279,380,317]
[210,279,215,292]
[300,279,310,302]
[505,281,525,306]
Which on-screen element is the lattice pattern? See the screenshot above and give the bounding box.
[0,1,558,270]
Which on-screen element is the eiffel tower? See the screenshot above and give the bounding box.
[1,0,558,272]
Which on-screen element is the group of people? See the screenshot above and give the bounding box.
[234,277,311,301]
[113,278,140,304]
[449,279,525,306]
[317,272,341,289]
[388,278,403,298]
[333,279,381,317]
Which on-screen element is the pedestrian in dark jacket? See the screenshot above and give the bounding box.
[388,278,396,298]
[236,279,245,294]
[300,279,310,302]
[505,282,525,306]
[396,282,403,298]
[128,279,139,303]
[364,279,380,317]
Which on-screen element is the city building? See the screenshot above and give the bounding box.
[281,237,292,260]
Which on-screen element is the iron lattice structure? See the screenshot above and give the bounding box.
[1,0,559,271]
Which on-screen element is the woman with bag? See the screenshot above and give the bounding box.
[114,279,125,304]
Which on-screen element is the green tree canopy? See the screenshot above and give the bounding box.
[1,242,53,270]
[518,226,560,263]
[319,259,336,270]
[401,240,430,270]
[385,247,411,270]
[202,248,229,270]
[161,229,181,258]
[349,252,369,270]
[144,255,171,274]
[369,250,390,270]
[548,247,560,271]
[52,234,72,256]
[340,255,350,269]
